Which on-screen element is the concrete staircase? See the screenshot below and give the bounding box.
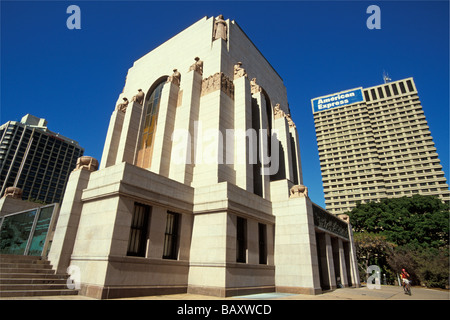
[0,254,78,298]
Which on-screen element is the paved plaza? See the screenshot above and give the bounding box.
[1,285,448,300]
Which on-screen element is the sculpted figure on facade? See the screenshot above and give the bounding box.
[116,97,128,113]
[167,69,181,86]
[213,14,227,41]
[289,184,308,198]
[131,89,144,105]
[189,57,203,76]
[250,78,262,94]
[273,103,285,119]
[234,62,247,79]
[3,187,23,199]
[74,156,99,172]
[285,113,296,128]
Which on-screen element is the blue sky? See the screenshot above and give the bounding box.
[1,0,449,208]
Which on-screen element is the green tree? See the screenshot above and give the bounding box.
[349,195,449,249]
[347,195,449,287]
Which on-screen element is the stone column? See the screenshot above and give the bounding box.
[273,195,322,294]
[47,159,97,274]
[251,92,270,199]
[115,101,143,165]
[273,114,294,182]
[233,75,253,192]
[347,223,361,287]
[169,69,202,185]
[151,81,179,177]
[324,233,337,289]
[289,126,303,185]
[338,238,349,287]
[100,109,125,169]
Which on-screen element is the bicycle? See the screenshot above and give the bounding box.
[402,279,412,295]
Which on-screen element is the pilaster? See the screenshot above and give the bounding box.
[232,75,253,192]
[169,69,202,185]
[47,168,93,274]
[151,81,179,177]
[115,101,143,165]
[100,109,124,169]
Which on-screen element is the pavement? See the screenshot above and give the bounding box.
[1,285,448,300]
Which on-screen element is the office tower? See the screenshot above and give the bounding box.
[0,114,84,203]
[48,15,360,299]
[312,77,450,215]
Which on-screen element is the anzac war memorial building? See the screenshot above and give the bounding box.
[44,15,361,299]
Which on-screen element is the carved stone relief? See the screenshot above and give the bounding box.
[201,72,234,99]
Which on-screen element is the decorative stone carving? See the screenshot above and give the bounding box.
[285,113,296,128]
[3,187,23,199]
[74,156,99,172]
[201,72,234,99]
[273,103,285,119]
[116,97,128,113]
[167,69,181,86]
[213,14,227,41]
[250,78,262,94]
[338,214,350,224]
[289,184,308,198]
[313,204,349,239]
[131,89,144,105]
[189,57,203,76]
[233,62,247,79]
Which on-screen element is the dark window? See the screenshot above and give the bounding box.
[370,89,377,100]
[163,211,180,260]
[127,203,151,257]
[385,85,391,97]
[364,90,371,101]
[392,83,399,95]
[406,80,414,92]
[399,82,406,94]
[258,223,267,264]
[377,87,384,99]
[236,217,247,263]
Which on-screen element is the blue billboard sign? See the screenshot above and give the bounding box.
[312,88,364,113]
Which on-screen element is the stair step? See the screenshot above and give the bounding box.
[0,283,69,291]
[0,267,55,274]
[0,254,77,298]
[0,289,78,298]
[0,272,67,279]
[0,277,67,285]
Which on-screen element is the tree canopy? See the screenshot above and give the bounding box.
[346,195,449,288]
[348,194,449,249]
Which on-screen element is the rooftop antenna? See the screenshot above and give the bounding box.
[383,70,392,84]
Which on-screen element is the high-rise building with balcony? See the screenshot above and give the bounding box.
[0,114,84,203]
[312,77,450,215]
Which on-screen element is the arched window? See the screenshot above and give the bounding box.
[136,79,166,168]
